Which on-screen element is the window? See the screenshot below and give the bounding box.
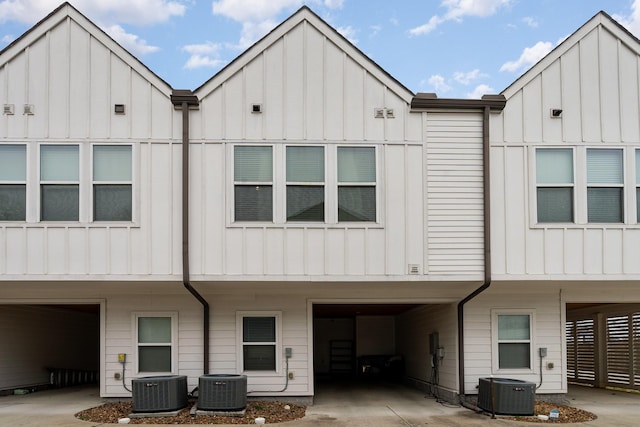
[136,314,176,373]
[587,149,623,223]
[93,145,132,221]
[286,146,324,221]
[40,145,79,221]
[0,145,26,221]
[494,312,533,370]
[338,147,376,222]
[637,150,640,222]
[234,146,273,222]
[239,313,280,372]
[536,148,574,223]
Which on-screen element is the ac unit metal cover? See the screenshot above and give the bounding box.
[132,375,188,413]
[198,374,247,411]
[477,377,534,415]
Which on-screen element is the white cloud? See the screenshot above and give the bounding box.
[522,16,538,28]
[105,24,160,55]
[181,41,226,69]
[337,25,358,44]
[424,74,451,93]
[613,0,640,39]
[453,69,486,85]
[183,54,226,69]
[183,41,222,55]
[1,34,14,44]
[409,0,512,35]
[500,40,552,72]
[466,84,494,99]
[369,24,382,37]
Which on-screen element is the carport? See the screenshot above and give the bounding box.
[566,303,640,391]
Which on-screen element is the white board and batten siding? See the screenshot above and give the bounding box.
[0,6,183,280]
[492,14,640,280]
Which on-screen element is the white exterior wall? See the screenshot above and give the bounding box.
[0,8,182,280]
[491,19,640,280]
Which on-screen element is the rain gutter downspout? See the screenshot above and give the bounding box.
[171,90,209,375]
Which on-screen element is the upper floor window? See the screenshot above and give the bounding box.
[636,150,640,222]
[232,144,377,225]
[0,144,26,221]
[40,145,79,221]
[536,148,574,223]
[93,145,132,221]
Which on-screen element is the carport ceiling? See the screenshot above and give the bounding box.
[314,304,421,318]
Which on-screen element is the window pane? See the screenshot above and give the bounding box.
[536,148,573,184]
[498,315,530,340]
[41,145,79,181]
[338,147,375,182]
[94,185,132,221]
[94,145,132,181]
[138,317,171,343]
[587,149,623,184]
[0,145,26,180]
[338,186,376,221]
[234,185,272,221]
[287,186,324,221]
[0,185,26,220]
[243,345,276,371]
[287,146,324,182]
[588,187,623,222]
[537,188,573,223]
[41,184,79,221]
[499,343,530,369]
[243,317,276,342]
[234,146,272,182]
[139,346,171,372]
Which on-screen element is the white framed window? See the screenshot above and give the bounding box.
[237,311,281,373]
[535,148,574,223]
[636,150,640,223]
[0,144,27,221]
[587,148,623,223]
[134,313,177,374]
[492,310,535,372]
[40,144,79,221]
[231,144,378,225]
[93,145,132,221]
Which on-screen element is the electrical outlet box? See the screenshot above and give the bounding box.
[118,353,126,363]
[539,347,547,357]
[288,372,294,380]
[114,372,121,380]
[547,362,554,369]
[285,348,292,358]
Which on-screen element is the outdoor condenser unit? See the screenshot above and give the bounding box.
[131,375,188,413]
[477,378,535,415]
[198,374,247,411]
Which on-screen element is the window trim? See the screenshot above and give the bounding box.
[236,311,282,376]
[91,143,134,222]
[0,144,27,221]
[491,309,536,374]
[39,144,80,222]
[133,312,178,375]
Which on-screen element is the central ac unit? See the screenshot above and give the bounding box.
[131,375,188,413]
[198,374,247,411]
[477,377,534,415]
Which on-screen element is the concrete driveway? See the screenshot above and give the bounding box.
[1,382,639,426]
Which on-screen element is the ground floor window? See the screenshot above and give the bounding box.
[135,313,177,373]
[492,310,534,371]
[238,312,281,372]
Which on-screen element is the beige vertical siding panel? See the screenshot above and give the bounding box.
[603,229,623,274]
[490,146,507,275]
[541,60,563,143]
[526,229,544,274]
[149,144,173,274]
[68,23,90,139]
[503,91,523,143]
[264,40,284,140]
[504,147,526,274]
[89,37,109,138]
[599,30,621,142]
[343,58,364,141]
[623,231,640,273]
[305,28,325,140]
[386,94,408,142]
[88,228,108,274]
[385,144,406,275]
[244,55,263,140]
[46,227,66,274]
[285,228,305,275]
[110,57,131,139]
[406,144,423,267]
[544,229,565,275]
[203,144,224,274]
[245,228,265,275]
[265,228,285,275]
[7,53,26,138]
[363,73,384,140]
[563,228,584,274]
[324,42,344,140]
[200,89,222,140]
[151,89,172,140]
[130,74,151,139]
[580,31,601,142]
[345,228,365,275]
[171,145,182,275]
[523,75,542,143]
[0,64,6,138]
[68,227,87,274]
[188,144,203,275]
[223,76,243,140]
[619,47,640,142]
[305,228,325,275]
[284,25,304,140]
[26,38,48,139]
[561,46,582,142]
[26,228,44,274]
[225,228,243,274]
[326,228,345,275]
[583,229,603,274]
[366,230,385,275]
[48,23,69,138]
[109,228,129,275]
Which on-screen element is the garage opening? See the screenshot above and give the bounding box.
[566,303,640,391]
[0,304,100,394]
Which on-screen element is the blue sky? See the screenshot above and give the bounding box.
[1,0,639,98]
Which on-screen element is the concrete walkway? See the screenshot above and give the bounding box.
[1,383,639,426]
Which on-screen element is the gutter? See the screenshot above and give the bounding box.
[171,90,209,374]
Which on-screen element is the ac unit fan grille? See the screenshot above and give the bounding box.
[198,374,247,411]
[132,375,188,413]
[477,377,534,415]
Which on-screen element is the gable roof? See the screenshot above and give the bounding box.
[502,11,640,99]
[0,2,173,96]
[194,6,415,103]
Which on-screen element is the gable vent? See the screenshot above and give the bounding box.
[3,104,14,115]
[23,104,34,115]
[374,108,385,118]
[408,264,420,275]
